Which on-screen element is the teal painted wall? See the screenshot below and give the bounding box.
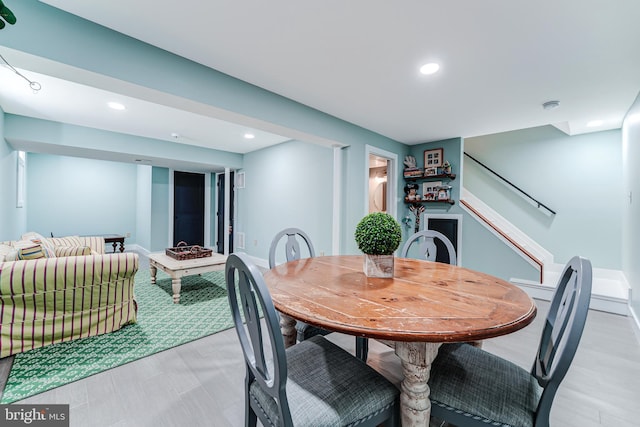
[622,96,640,319]
[462,211,539,282]
[342,140,409,255]
[404,137,537,282]
[0,107,26,241]
[150,167,170,252]
[136,165,153,251]
[464,126,623,270]
[406,138,463,242]
[25,153,137,240]
[239,140,333,261]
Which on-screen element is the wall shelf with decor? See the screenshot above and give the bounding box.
[403,148,456,208]
[404,198,455,205]
[404,173,456,182]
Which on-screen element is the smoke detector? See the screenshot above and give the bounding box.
[542,100,560,110]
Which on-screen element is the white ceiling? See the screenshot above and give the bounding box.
[2,0,640,158]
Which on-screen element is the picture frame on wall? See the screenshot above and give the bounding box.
[423,148,444,169]
[423,181,442,199]
[425,167,439,176]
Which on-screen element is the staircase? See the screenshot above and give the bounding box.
[461,188,630,315]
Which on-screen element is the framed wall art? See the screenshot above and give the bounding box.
[423,181,442,200]
[423,148,443,169]
[425,167,439,177]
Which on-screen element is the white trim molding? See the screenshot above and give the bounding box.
[364,145,398,219]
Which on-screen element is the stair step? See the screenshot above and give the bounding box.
[512,274,629,316]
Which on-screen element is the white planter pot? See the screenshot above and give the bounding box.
[364,254,394,278]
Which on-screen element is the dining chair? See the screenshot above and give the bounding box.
[428,256,592,427]
[400,229,457,265]
[356,230,460,362]
[225,252,400,427]
[268,227,331,343]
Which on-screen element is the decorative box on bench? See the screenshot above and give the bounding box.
[166,241,213,260]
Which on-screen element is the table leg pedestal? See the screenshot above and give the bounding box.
[279,314,297,348]
[150,266,157,284]
[395,342,442,427]
[172,278,182,304]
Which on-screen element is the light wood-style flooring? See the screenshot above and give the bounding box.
[7,252,640,427]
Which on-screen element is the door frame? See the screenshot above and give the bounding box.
[168,169,211,248]
[364,145,398,219]
[215,168,235,255]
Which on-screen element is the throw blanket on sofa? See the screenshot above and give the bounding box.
[0,252,138,358]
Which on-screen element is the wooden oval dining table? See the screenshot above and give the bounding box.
[263,255,537,427]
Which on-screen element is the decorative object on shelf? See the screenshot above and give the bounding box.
[403,168,423,178]
[404,183,421,201]
[405,172,456,182]
[0,1,16,30]
[423,181,442,200]
[409,204,425,233]
[425,167,439,176]
[442,160,452,174]
[424,147,444,170]
[437,185,452,201]
[354,212,401,278]
[403,155,423,178]
[403,152,456,206]
[403,155,417,169]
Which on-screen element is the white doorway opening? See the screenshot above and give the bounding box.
[365,146,397,218]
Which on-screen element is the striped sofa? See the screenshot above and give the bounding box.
[0,235,138,358]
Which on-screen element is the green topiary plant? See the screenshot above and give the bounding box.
[354,212,402,255]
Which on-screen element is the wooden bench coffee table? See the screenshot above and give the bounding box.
[148,252,228,303]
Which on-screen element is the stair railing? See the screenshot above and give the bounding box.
[459,198,544,283]
[464,152,556,216]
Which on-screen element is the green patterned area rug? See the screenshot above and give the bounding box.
[0,268,234,403]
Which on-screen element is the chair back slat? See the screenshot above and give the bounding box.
[237,272,270,379]
[226,253,289,403]
[533,256,591,424]
[268,227,316,268]
[400,230,457,265]
[284,234,303,262]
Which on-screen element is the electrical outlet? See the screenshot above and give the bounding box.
[320,251,325,256]
[254,240,258,246]
[126,232,131,238]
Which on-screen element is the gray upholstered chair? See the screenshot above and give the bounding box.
[428,256,592,427]
[225,252,400,427]
[268,228,331,343]
[400,229,457,265]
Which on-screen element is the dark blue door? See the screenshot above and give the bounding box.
[174,171,205,247]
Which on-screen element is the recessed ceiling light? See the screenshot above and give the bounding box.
[419,63,440,75]
[542,100,560,110]
[587,120,604,127]
[107,101,125,110]
[244,133,255,139]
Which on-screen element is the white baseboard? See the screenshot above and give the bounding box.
[125,243,149,255]
[511,277,630,316]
